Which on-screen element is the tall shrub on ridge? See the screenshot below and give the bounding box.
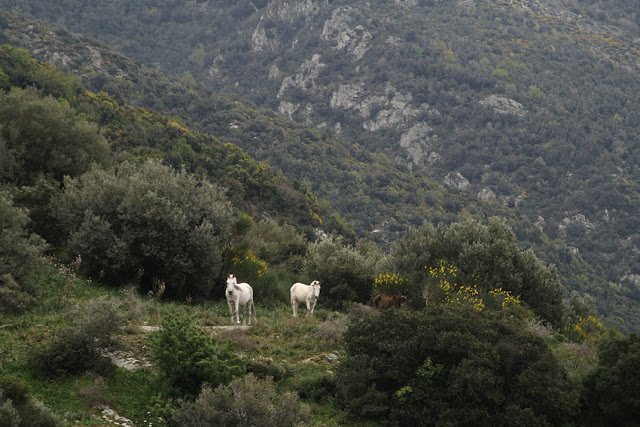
[54,160,234,298]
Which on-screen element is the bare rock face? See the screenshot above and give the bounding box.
[321,7,372,60]
[478,187,497,202]
[279,101,299,119]
[480,95,526,117]
[252,24,279,52]
[363,90,422,131]
[443,172,471,191]
[399,123,436,166]
[266,0,325,23]
[269,64,281,79]
[278,54,326,97]
[557,213,595,237]
[330,82,365,111]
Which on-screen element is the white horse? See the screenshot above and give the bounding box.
[290,280,321,317]
[225,274,256,325]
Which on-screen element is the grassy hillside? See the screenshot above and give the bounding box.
[0,260,348,425]
[0,260,600,426]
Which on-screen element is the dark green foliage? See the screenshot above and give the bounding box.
[0,191,44,312]
[245,359,288,382]
[290,372,337,402]
[0,376,59,427]
[0,87,109,186]
[170,374,311,427]
[29,298,123,376]
[303,237,381,309]
[244,220,308,272]
[150,315,245,399]
[0,45,78,102]
[336,307,579,426]
[580,333,640,425]
[386,219,564,325]
[54,160,234,298]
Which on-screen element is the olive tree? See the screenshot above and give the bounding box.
[54,160,234,298]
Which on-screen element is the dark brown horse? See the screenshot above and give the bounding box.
[373,294,408,309]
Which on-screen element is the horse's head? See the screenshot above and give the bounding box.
[226,274,237,296]
[311,280,321,299]
[397,295,408,306]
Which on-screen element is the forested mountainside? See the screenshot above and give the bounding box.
[0,43,354,244]
[2,1,640,331]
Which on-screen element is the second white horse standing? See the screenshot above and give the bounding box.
[225,274,256,325]
[290,280,321,317]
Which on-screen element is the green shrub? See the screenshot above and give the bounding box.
[581,333,640,425]
[336,306,579,425]
[246,359,288,382]
[303,237,380,309]
[243,220,308,272]
[0,86,109,186]
[0,376,60,426]
[54,160,234,299]
[290,372,336,402]
[385,219,564,326]
[0,191,45,312]
[170,374,311,427]
[150,314,245,398]
[29,298,123,376]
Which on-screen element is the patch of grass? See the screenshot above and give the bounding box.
[0,266,353,425]
[103,368,161,424]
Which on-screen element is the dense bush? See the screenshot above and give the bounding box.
[385,219,564,325]
[170,374,311,427]
[0,191,45,313]
[29,298,123,376]
[243,219,308,272]
[54,160,234,298]
[150,315,245,398]
[0,376,60,427]
[303,237,382,309]
[336,306,579,426]
[0,87,109,186]
[580,333,640,425]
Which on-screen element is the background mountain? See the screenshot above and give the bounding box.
[2,0,640,331]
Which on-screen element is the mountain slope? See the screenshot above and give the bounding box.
[3,3,640,331]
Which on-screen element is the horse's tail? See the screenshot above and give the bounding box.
[251,299,257,322]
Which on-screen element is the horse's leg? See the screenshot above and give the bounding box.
[242,302,247,325]
[310,300,316,316]
[248,300,255,325]
[252,300,257,323]
[234,300,240,324]
[292,299,297,317]
[227,300,234,323]
[306,299,311,317]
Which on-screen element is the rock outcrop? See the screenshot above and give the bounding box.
[399,123,436,166]
[278,54,326,98]
[443,172,471,191]
[480,95,526,117]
